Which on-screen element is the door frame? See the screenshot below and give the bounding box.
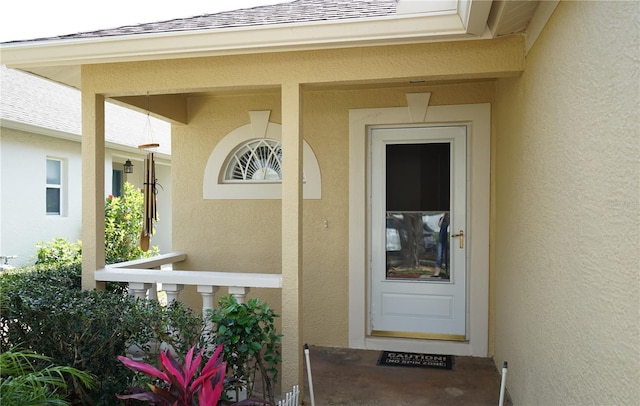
[370,126,468,339]
[348,101,490,357]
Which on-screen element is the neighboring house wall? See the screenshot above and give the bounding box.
[0,66,173,267]
[1,127,82,267]
[493,1,639,404]
[0,125,173,268]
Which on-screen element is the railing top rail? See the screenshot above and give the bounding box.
[109,251,187,269]
[96,267,282,289]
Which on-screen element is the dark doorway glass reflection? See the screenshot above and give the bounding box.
[385,143,450,280]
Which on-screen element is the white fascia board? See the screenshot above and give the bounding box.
[1,12,476,69]
[458,0,493,35]
[397,0,458,14]
[397,0,492,36]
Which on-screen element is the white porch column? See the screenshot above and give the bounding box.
[81,91,105,290]
[281,82,303,394]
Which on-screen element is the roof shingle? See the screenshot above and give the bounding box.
[0,65,171,153]
[4,0,397,44]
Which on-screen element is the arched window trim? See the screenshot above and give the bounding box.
[203,111,321,200]
[224,138,284,183]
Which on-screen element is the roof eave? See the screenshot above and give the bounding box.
[1,12,488,70]
[0,118,171,160]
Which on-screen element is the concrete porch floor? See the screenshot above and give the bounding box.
[297,346,512,406]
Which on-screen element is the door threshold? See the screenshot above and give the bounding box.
[372,330,466,341]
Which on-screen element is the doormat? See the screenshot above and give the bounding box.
[377,351,454,370]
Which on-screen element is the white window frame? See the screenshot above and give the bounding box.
[203,110,321,200]
[224,138,284,182]
[46,158,65,216]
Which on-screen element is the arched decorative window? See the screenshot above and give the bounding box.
[203,110,321,199]
[225,139,283,182]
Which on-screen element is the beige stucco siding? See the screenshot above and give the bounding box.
[494,1,639,404]
[77,33,521,391]
[81,37,512,344]
[302,82,496,346]
[168,81,495,346]
[81,36,523,97]
[171,93,284,313]
[68,1,640,400]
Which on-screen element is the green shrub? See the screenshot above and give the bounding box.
[34,182,158,270]
[105,182,159,264]
[0,265,200,404]
[1,265,283,405]
[0,348,96,406]
[206,295,282,404]
[1,267,135,403]
[124,299,207,366]
[35,238,82,266]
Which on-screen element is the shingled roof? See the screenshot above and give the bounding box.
[6,0,397,43]
[0,66,171,154]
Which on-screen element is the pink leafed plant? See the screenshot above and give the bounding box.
[117,345,225,405]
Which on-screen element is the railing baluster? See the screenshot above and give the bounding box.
[162,284,184,304]
[229,286,250,304]
[198,285,219,315]
[128,282,152,299]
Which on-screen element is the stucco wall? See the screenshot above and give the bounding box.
[493,1,639,404]
[172,81,495,346]
[1,128,82,267]
[0,127,172,267]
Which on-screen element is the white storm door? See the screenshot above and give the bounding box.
[370,125,467,340]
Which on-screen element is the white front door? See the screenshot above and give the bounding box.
[370,125,467,340]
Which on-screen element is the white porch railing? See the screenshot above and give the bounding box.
[94,251,282,313]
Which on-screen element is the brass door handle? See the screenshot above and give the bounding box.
[451,230,464,249]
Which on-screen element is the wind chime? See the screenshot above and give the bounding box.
[139,93,159,252]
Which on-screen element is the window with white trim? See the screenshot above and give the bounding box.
[112,169,124,197]
[203,110,321,200]
[225,139,283,182]
[46,158,63,215]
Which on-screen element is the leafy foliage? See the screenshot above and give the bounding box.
[207,295,283,404]
[35,182,158,268]
[0,348,96,406]
[35,238,82,267]
[128,299,207,366]
[105,182,159,264]
[0,264,202,404]
[1,266,283,405]
[117,345,226,405]
[0,265,140,403]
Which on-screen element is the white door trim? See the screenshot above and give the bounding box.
[348,103,490,357]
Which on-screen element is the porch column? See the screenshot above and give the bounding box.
[281,82,303,394]
[81,91,106,290]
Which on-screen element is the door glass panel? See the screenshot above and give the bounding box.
[385,143,450,280]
